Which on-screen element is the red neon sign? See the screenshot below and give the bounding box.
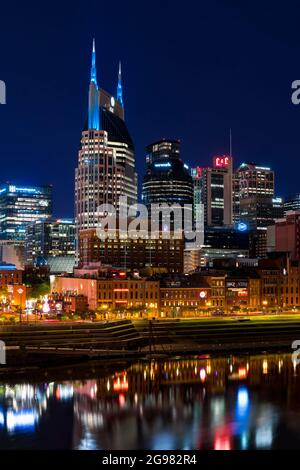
[213,155,231,168]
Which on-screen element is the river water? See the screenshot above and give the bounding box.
[0,352,300,449]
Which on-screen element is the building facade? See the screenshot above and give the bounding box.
[79,228,184,273]
[240,196,284,257]
[284,194,300,214]
[0,183,52,243]
[75,40,137,261]
[201,155,233,226]
[25,218,75,271]
[233,162,275,224]
[274,211,300,259]
[51,275,160,313]
[142,139,194,215]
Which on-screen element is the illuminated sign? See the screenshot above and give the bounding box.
[238,291,248,297]
[199,291,207,299]
[213,155,231,168]
[154,162,171,169]
[226,281,248,289]
[237,222,248,232]
[8,185,41,194]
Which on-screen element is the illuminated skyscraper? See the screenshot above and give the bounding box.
[201,155,233,226]
[0,183,52,243]
[75,40,137,261]
[233,162,275,223]
[25,218,75,267]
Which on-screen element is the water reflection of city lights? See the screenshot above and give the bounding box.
[255,425,273,448]
[236,387,250,419]
[200,368,206,382]
[211,397,225,422]
[293,359,297,374]
[0,353,291,449]
[238,367,247,379]
[262,360,268,374]
[113,373,128,392]
[241,431,249,450]
[214,434,231,450]
[0,410,4,426]
[6,410,39,432]
[119,393,126,408]
[56,384,74,400]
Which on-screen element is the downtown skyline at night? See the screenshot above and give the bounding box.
[1,1,300,218]
[3,0,300,458]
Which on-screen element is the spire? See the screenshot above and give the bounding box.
[90,38,97,85]
[117,60,124,107]
[88,38,100,130]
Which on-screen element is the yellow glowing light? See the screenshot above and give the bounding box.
[263,359,268,374]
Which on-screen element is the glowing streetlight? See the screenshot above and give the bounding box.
[17,288,24,323]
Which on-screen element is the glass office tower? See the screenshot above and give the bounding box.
[0,183,52,243]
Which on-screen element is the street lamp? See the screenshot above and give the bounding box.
[17,288,24,323]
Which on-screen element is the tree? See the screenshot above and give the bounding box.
[28,282,50,299]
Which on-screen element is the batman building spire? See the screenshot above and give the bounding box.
[88,38,100,130]
[75,40,137,265]
[117,60,124,108]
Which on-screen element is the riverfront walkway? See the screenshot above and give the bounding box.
[1,315,300,368]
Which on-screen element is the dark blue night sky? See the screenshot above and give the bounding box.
[1,0,300,217]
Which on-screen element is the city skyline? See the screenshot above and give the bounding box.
[1,1,300,218]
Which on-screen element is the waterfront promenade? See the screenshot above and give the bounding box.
[0,315,300,372]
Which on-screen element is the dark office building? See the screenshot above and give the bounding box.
[284,194,300,215]
[240,195,284,257]
[142,139,194,212]
[204,226,249,250]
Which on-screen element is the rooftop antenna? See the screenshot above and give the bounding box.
[229,128,232,157]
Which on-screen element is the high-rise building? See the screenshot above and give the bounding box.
[184,225,249,272]
[0,183,52,243]
[273,211,300,259]
[25,218,75,268]
[201,155,233,226]
[233,162,274,222]
[191,166,202,224]
[75,40,137,257]
[240,196,284,257]
[284,194,300,214]
[142,139,194,212]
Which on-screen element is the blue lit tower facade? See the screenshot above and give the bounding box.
[88,38,100,130]
[75,40,137,262]
[117,61,124,108]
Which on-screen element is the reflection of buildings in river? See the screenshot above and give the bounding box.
[72,357,234,449]
[71,354,298,450]
[0,382,74,434]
